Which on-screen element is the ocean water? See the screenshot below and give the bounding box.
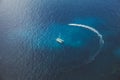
[0,0,120,80]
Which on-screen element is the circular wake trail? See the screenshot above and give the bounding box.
[68,23,104,63]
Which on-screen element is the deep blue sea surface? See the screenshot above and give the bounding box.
[0,0,120,80]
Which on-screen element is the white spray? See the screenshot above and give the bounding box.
[68,23,104,63]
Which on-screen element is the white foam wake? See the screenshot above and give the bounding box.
[68,23,104,63]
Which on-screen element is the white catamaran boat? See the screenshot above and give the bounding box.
[56,38,64,44]
[56,33,64,44]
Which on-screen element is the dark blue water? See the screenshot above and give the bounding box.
[0,0,120,80]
